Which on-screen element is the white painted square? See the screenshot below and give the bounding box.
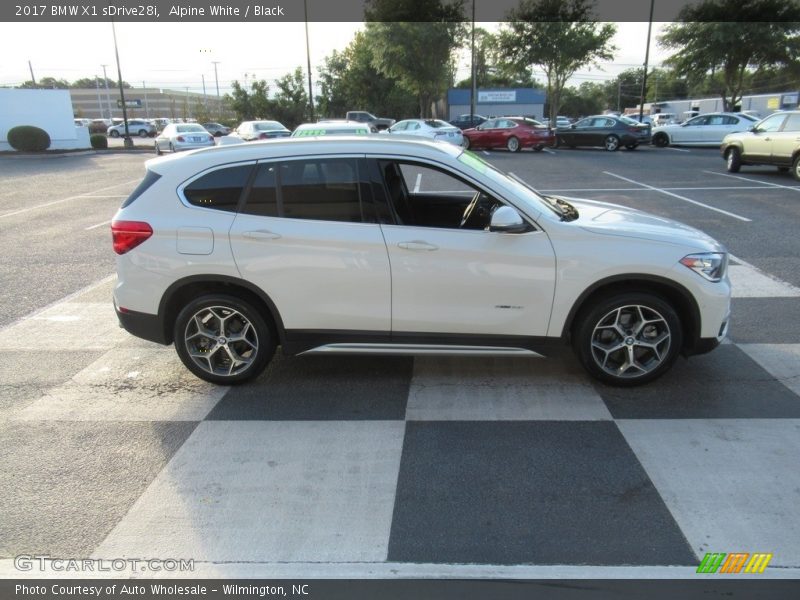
[14,347,227,421]
[738,344,800,396]
[617,419,800,567]
[406,356,611,421]
[93,421,405,562]
[728,265,800,298]
[0,302,129,350]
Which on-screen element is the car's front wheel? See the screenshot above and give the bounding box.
[154,142,162,155]
[109,130,119,138]
[573,292,682,386]
[173,295,276,384]
[138,129,148,138]
[604,135,620,151]
[507,136,520,152]
[652,133,669,147]
[726,147,741,173]
[792,154,800,181]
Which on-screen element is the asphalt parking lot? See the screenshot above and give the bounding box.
[1,143,799,578]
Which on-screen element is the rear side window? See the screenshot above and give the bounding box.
[121,170,161,208]
[240,158,365,223]
[183,164,253,212]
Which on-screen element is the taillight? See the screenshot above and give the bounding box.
[176,135,185,142]
[112,220,153,255]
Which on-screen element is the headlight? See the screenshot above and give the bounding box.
[680,253,728,282]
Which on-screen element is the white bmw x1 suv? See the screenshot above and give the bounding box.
[112,137,731,386]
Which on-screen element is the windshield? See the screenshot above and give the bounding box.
[457,150,563,218]
[425,120,452,128]
[255,122,283,131]
[177,125,206,132]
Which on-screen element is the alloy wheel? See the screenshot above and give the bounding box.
[183,306,259,377]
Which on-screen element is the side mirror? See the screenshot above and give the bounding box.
[570,124,576,129]
[490,206,528,233]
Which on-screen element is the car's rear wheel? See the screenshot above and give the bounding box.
[174,294,275,385]
[604,135,620,151]
[138,129,148,138]
[652,133,669,147]
[573,292,682,386]
[793,154,800,181]
[507,136,520,152]
[109,130,119,138]
[726,147,742,173]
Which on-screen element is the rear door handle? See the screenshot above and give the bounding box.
[243,230,281,240]
[398,241,438,251]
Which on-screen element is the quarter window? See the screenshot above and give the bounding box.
[783,113,800,131]
[183,164,253,212]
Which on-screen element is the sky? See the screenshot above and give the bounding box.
[0,21,672,94]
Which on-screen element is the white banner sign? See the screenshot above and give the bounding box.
[478,91,517,103]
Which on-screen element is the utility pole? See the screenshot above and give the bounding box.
[304,0,315,121]
[202,74,208,111]
[638,0,655,121]
[101,64,113,120]
[142,80,149,119]
[212,61,221,118]
[28,60,37,87]
[617,79,621,113]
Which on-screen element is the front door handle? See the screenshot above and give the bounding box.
[243,230,281,240]
[398,241,438,251]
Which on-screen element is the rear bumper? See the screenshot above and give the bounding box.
[115,305,168,345]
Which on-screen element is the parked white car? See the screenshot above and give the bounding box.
[652,112,759,147]
[385,119,464,146]
[112,137,730,387]
[107,120,156,138]
[154,123,216,154]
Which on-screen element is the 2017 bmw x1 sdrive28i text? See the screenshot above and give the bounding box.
[112,137,731,387]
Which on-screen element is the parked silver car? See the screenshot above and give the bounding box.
[155,124,216,154]
[107,120,156,138]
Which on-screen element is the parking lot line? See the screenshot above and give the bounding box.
[702,170,800,193]
[602,171,752,222]
[0,179,139,220]
[85,219,112,231]
[664,147,691,153]
[542,148,556,155]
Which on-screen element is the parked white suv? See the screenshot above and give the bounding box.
[112,137,731,386]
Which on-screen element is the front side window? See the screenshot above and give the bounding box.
[756,113,787,133]
[183,164,254,212]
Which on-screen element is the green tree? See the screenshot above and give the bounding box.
[272,67,310,129]
[71,77,130,89]
[559,81,607,117]
[498,0,616,125]
[316,31,418,119]
[225,77,271,121]
[455,28,541,89]
[19,76,70,89]
[364,0,467,117]
[659,0,800,111]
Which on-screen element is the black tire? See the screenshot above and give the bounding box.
[173,294,276,385]
[573,292,683,387]
[604,135,620,151]
[154,142,162,155]
[462,136,471,150]
[109,130,120,138]
[507,136,520,152]
[625,143,638,150]
[652,133,669,147]
[793,154,800,182]
[138,129,148,138]
[726,147,741,173]
[169,143,175,153]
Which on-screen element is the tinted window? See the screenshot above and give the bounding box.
[184,164,253,212]
[280,158,362,222]
[241,163,278,217]
[121,170,161,208]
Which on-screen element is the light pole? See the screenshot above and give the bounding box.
[212,61,221,118]
[304,0,315,121]
[469,0,476,124]
[110,19,133,147]
[101,64,113,120]
[95,75,103,119]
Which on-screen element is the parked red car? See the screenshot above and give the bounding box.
[462,117,554,152]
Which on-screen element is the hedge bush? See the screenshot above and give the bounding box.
[7,125,51,152]
[90,134,108,149]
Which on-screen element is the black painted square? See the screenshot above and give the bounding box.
[387,421,695,565]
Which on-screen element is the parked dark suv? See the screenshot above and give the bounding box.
[721,110,800,180]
